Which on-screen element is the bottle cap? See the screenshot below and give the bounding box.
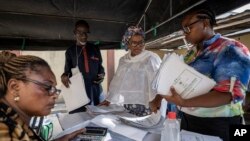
[168,112,176,119]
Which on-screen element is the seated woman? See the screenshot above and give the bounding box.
[99,26,162,116]
[0,51,84,141]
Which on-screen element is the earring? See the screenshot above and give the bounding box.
[14,96,20,102]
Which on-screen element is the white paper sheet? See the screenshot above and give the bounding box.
[58,112,93,130]
[61,72,90,112]
[54,120,90,139]
[154,53,216,99]
[181,130,222,141]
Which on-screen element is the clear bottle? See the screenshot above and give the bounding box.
[161,112,180,141]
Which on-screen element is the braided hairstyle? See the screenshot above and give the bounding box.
[0,53,52,98]
[185,6,217,27]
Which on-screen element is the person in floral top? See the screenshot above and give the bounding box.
[150,7,250,141]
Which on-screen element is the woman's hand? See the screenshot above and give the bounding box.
[149,95,163,113]
[98,100,110,106]
[54,128,85,141]
[164,86,185,106]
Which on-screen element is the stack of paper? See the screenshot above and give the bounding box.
[153,53,216,99]
[86,105,125,115]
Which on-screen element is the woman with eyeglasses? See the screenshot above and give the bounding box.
[150,7,250,141]
[99,26,162,116]
[0,52,84,141]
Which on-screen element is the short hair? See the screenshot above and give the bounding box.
[74,20,90,33]
[0,54,52,98]
[185,6,217,27]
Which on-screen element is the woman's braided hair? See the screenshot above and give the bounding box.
[0,52,51,98]
[186,6,217,27]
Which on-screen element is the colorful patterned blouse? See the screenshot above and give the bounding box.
[0,102,43,141]
[181,34,250,117]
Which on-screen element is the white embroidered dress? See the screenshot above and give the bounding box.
[107,50,161,113]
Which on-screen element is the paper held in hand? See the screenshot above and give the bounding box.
[153,53,216,99]
[61,67,90,112]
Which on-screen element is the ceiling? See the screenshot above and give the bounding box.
[0,0,249,50]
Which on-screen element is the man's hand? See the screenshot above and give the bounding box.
[93,73,105,84]
[98,100,110,106]
[61,74,71,88]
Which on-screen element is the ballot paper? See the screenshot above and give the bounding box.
[153,53,216,99]
[86,105,126,115]
[61,71,90,112]
[181,130,222,141]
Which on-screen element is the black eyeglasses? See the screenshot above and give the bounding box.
[21,78,61,96]
[182,19,203,34]
[129,40,145,47]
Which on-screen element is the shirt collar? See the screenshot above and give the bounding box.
[203,33,221,48]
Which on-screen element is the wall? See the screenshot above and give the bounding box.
[234,34,250,49]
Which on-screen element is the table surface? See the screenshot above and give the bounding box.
[49,112,161,141]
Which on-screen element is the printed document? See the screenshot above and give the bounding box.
[154,53,216,99]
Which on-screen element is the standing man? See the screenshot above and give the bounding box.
[61,20,105,113]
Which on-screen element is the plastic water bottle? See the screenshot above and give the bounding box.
[161,112,180,141]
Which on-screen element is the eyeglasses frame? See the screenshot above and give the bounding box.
[20,78,61,96]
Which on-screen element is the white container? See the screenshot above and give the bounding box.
[161,112,180,141]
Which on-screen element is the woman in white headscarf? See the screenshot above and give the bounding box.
[99,26,162,116]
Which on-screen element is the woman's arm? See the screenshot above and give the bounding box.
[163,87,232,107]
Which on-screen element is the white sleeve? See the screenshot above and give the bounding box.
[147,53,162,100]
[106,57,125,103]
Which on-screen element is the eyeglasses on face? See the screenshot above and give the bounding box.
[129,40,145,47]
[182,19,203,34]
[21,78,61,96]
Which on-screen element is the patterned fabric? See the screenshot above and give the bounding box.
[121,26,145,51]
[0,102,43,141]
[181,34,250,117]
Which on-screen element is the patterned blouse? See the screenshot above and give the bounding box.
[0,102,43,141]
[181,34,250,117]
